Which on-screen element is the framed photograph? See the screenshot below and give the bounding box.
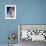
[5,5,16,19]
[18,24,46,42]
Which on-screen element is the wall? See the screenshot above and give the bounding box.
[0,0,46,44]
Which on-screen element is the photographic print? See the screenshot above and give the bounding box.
[18,24,46,46]
[5,5,16,19]
[18,24,46,41]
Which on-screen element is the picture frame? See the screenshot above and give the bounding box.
[5,5,16,19]
[18,24,46,42]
